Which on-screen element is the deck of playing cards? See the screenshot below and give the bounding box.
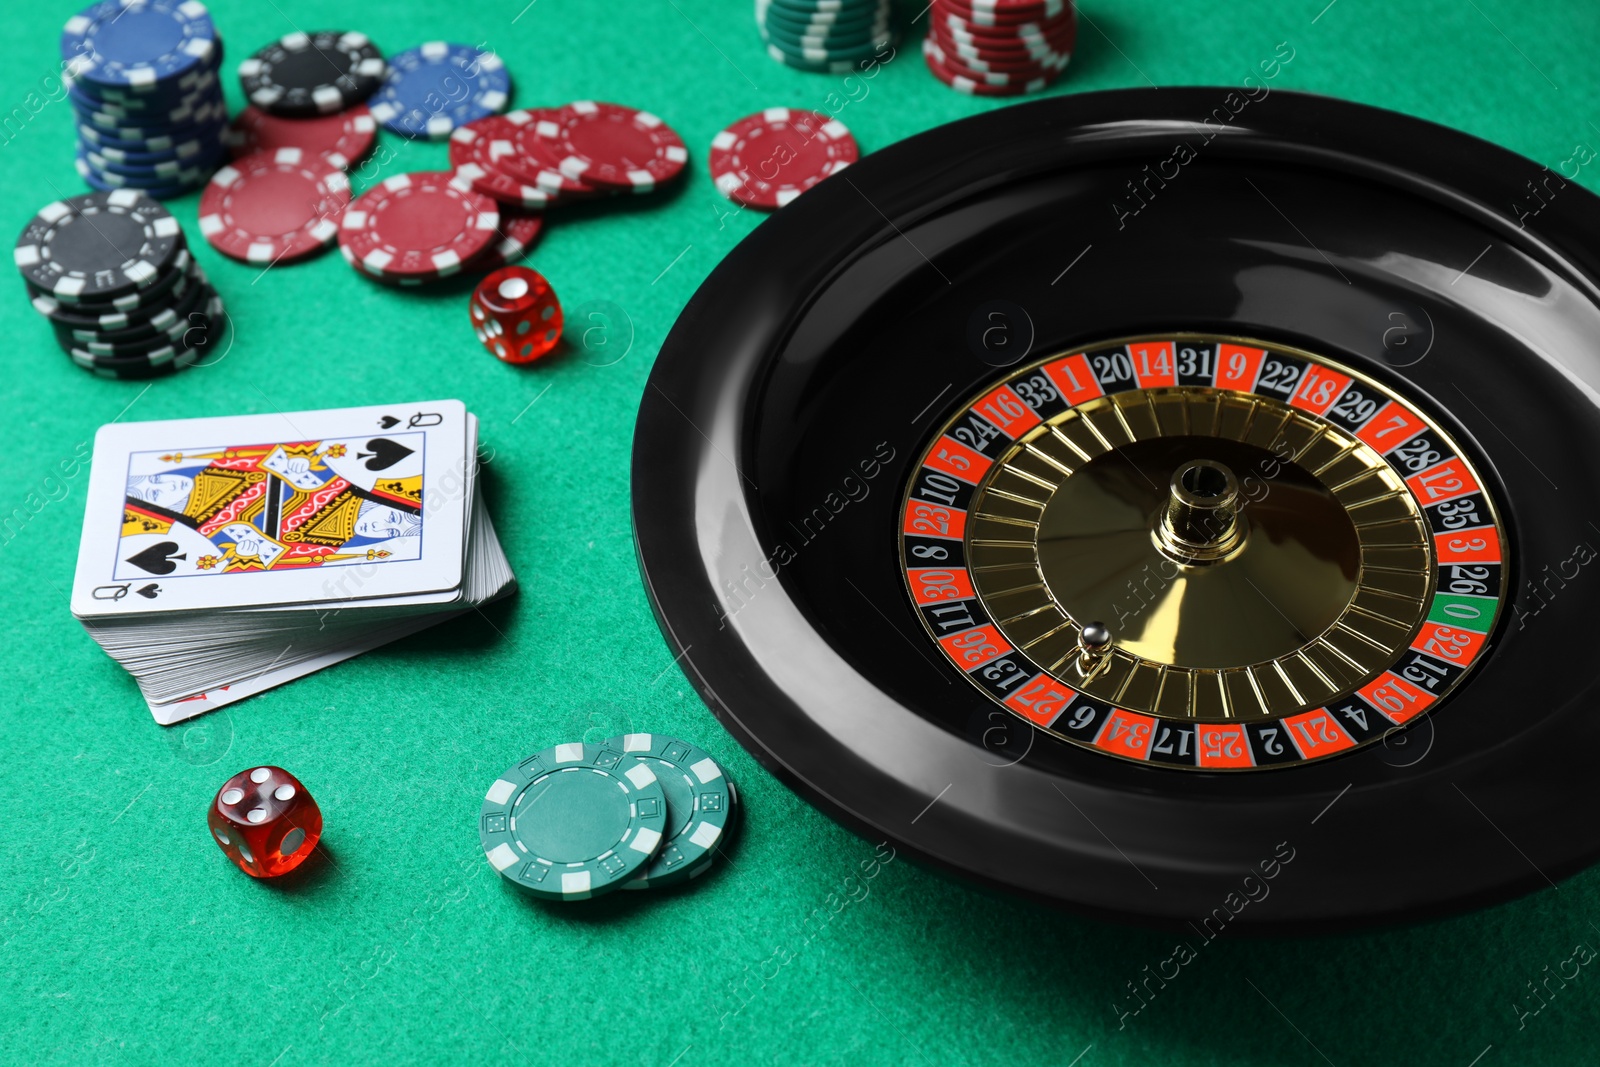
[69,400,516,725]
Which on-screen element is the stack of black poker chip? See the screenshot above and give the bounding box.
[62,0,230,199]
[15,191,226,379]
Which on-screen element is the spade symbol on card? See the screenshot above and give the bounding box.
[357,437,414,472]
[126,541,186,575]
[378,415,401,429]
[136,584,161,599]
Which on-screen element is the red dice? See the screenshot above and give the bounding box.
[208,765,322,878]
[470,266,563,364]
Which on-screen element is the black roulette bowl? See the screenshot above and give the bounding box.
[632,87,1600,932]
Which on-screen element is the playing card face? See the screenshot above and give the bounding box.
[72,402,470,617]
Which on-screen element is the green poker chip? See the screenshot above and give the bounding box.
[607,734,737,890]
[479,742,669,901]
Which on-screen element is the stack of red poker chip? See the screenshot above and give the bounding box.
[923,0,1076,97]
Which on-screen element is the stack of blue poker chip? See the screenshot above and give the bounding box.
[369,42,511,141]
[755,0,894,73]
[62,0,230,199]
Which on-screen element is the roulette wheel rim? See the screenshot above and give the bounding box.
[634,88,1600,931]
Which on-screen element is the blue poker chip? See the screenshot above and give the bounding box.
[85,141,224,178]
[68,83,216,125]
[76,121,219,155]
[76,98,228,138]
[66,54,221,106]
[369,42,510,141]
[61,0,219,92]
[79,130,218,166]
[76,152,209,198]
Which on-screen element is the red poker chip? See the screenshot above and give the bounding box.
[708,108,859,211]
[535,101,689,193]
[925,36,1068,78]
[922,40,1053,96]
[199,148,351,264]
[929,31,1069,72]
[338,170,500,281]
[940,0,1070,26]
[226,105,377,169]
[448,115,553,209]
[941,12,1075,47]
[472,208,546,272]
[508,107,603,199]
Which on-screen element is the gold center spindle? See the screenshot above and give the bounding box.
[1155,458,1246,563]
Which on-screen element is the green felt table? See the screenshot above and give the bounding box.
[5,0,1600,1063]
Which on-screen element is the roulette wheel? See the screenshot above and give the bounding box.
[633,88,1600,931]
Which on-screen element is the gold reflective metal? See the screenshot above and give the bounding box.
[965,360,1435,723]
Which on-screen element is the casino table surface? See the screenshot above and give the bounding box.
[5,1,1600,1064]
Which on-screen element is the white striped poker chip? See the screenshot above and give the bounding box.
[448,115,554,208]
[13,189,182,302]
[708,108,860,210]
[60,0,218,91]
[607,734,738,891]
[479,742,669,901]
[237,30,386,117]
[337,170,499,281]
[943,0,1067,26]
[199,148,351,265]
[536,102,689,194]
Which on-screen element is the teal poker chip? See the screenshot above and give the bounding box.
[479,742,669,901]
[760,18,889,50]
[759,0,881,17]
[758,0,884,32]
[763,31,892,65]
[608,734,737,890]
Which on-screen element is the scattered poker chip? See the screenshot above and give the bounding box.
[605,735,736,891]
[237,31,385,116]
[448,115,552,208]
[226,105,376,168]
[708,108,859,210]
[478,742,669,901]
[14,190,182,302]
[474,210,545,272]
[512,108,602,197]
[60,0,219,91]
[200,148,351,264]
[537,102,689,193]
[369,42,510,141]
[339,171,500,282]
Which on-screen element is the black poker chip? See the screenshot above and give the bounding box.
[237,30,386,117]
[66,288,220,370]
[29,251,195,329]
[636,88,1600,931]
[13,190,183,302]
[54,277,209,353]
